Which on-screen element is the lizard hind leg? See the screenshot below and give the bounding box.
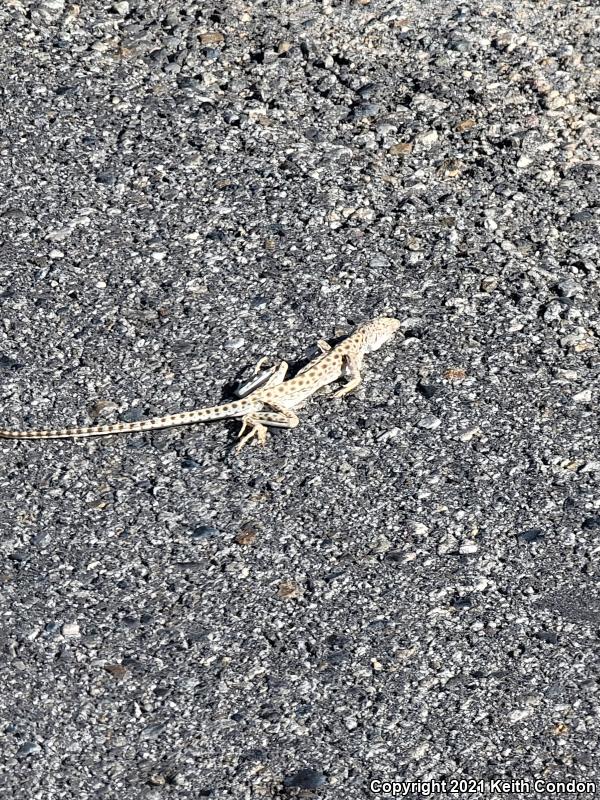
[236,415,269,452]
[235,404,300,453]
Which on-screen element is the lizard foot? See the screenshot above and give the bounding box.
[236,417,269,452]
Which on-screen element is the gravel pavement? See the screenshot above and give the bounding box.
[1,0,599,797]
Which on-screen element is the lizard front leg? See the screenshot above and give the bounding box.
[236,401,299,452]
[332,352,364,398]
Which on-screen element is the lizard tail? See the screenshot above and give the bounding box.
[0,398,256,440]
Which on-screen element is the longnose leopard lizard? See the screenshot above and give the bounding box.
[0,316,401,451]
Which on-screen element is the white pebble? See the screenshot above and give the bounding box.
[573,389,592,403]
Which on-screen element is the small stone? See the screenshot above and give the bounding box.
[104,664,128,679]
[96,171,116,186]
[418,130,439,147]
[480,275,498,292]
[46,227,72,242]
[250,295,268,310]
[0,355,24,371]
[439,158,463,178]
[112,1,129,13]
[151,251,166,262]
[89,399,118,420]
[571,209,593,223]
[456,118,476,132]
[555,369,578,381]
[517,155,533,169]
[277,580,302,600]
[283,769,326,790]
[141,723,166,740]
[199,31,224,44]
[17,741,41,757]
[452,595,472,609]
[438,534,458,555]
[580,462,600,474]
[410,741,430,760]
[377,426,400,442]
[417,383,437,399]
[350,102,380,121]
[573,389,592,403]
[62,622,80,637]
[370,254,390,267]
[557,278,582,298]
[44,621,61,635]
[120,407,144,423]
[510,708,533,723]
[443,367,467,381]
[536,630,559,644]
[235,525,257,545]
[411,522,429,536]
[582,517,600,530]
[459,542,478,554]
[389,142,413,156]
[418,414,441,430]
[545,92,567,110]
[518,528,544,543]
[191,525,219,541]
[458,426,480,442]
[48,249,64,259]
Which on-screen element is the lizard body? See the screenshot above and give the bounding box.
[0,316,400,450]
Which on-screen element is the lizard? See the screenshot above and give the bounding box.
[0,316,401,451]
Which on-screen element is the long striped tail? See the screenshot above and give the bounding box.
[0,398,257,440]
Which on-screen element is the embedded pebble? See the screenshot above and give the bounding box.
[17,742,42,757]
[283,769,326,790]
[573,389,592,403]
[418,414,442,430]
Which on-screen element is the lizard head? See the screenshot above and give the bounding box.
[360,316,401,351]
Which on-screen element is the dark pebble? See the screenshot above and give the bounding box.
[17,741,41,757]
[191,524,219,541]
[181,458,201,469]
[44,622,62,635]
[582,517,600,530]
[417,383,438,399]
[0,355,24,370]
[283,768,326,790]
[141,723,166,740]
[96,171,116,186]
[570,209,593,222]
[120,407,144,423]
[9,550,29,563]
[536,630,559,644]
[357,82,379,98]
[518,528,544,543]
[451,595,473,609]
[349,102,380,121]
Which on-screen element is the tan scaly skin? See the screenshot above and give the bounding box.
[0,316,401,451]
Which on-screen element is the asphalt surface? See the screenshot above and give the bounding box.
[1,0,599,798]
